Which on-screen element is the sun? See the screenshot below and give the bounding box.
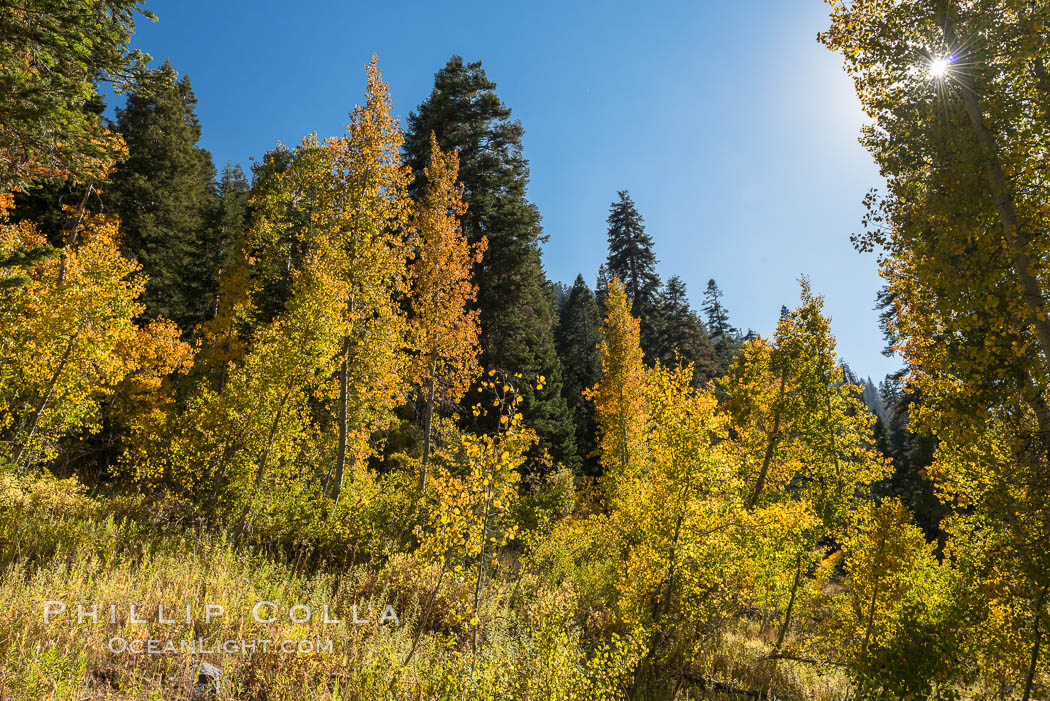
[929,56,951,78]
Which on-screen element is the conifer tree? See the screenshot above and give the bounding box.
[209,163,249,311]
[605,190,661,357]
[403,55,576,473]
[0,0,152,190]
[702,279,731,337]
[556,274,602,476]
[595,263,610,308]
[9,95,111,245]
[191,150,297,391]
[106,62,219,333]
[874,375,942,541]
[654,275,716,383]
[702,278,739,374]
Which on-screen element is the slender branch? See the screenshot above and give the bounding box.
[765,652,847,668]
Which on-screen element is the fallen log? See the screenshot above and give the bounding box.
[681,671,783,700]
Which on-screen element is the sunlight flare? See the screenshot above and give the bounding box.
[929,55,951,78]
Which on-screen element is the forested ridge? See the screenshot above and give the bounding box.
[0,1,1048,698]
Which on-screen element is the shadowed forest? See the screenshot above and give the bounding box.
[1,1,1048,699]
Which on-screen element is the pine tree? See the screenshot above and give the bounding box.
[702,279,732,338]
[106,62,219,334]
[873,375,942,542]
[191,149,300,392]
[595,263,610,307]
[10,95,111,246]
[403,55,576,473]
[207,163,249,320]
[231,144,309,332]
[654,275,716,383]
[0,0,151,190]
[702,279,739,375]
[605,190,661,357]
[550,280,572,308]
[556,274,602,476]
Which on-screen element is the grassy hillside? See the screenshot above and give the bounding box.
[0,468,854,700]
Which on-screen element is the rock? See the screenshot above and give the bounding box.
[191,659,222,698]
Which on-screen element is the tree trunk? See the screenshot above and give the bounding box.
[57,185,94,284]
[749,367,787,509]
[631,510,686,697]
[775,557,803,650]
[619,383,630,477]
[330,335,351,509]
[14,333,79,466]
[1022,591,1045,701]
[420,353,438,491]
[861,581,880,654]
[1027,389,1050,448]
[235,391,290,540]
[471,479,494,674]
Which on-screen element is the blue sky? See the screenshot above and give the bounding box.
[125,0,897,381]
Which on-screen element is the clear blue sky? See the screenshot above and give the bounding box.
[125,0,898,381]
